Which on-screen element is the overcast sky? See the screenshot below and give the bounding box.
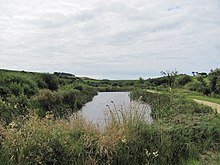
[0,0,220,79]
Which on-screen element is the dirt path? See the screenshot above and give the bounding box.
[193,99,220,114]
[146,90,161,94]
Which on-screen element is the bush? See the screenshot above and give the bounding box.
[41,74,59,91]
[0,72,39,98]
[36,79,48,89]
[209,68,220,94]
[0,95,29,125]
[175,75,192,87]
[0,86,10,98]
[32,84,97,119]
[31,89,63,118]
[59,84,97,110]
[61,89,80,110]
[185,81,210,95]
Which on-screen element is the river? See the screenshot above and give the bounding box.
[77,92,153,127]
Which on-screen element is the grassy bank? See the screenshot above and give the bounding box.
[0,104,160,165]
[131,89,220,164]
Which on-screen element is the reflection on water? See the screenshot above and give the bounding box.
[77,92,153,126]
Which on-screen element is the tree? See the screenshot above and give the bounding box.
[161,70,178,88]
[138,77,144,84]
[175,75,192,87]
[208,68,220,94]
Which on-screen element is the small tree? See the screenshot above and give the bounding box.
[138,77,144,84]
[160,70,178,88]
[208,68,220,94]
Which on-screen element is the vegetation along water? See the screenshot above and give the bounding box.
[0,68,219,164]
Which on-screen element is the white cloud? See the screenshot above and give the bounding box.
[0,0,220,79]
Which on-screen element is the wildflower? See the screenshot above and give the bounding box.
[153,151,159,157]
[145,149,151,157]
[46,111,54,119]
[121,138,127,143]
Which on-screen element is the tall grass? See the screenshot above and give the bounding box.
[104,100,152,128]
[0,91,219,164]
[0,101,156,165]
[131,89,220,164]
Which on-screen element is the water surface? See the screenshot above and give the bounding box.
[79,92,153,126]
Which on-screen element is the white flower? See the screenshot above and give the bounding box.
[145,149,151,157]
[153,151,159,157]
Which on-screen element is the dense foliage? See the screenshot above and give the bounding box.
[0,69,97,123]
[209,68,220,94]
[144,68,220,97]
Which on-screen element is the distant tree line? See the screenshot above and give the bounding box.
[54,72,75,77]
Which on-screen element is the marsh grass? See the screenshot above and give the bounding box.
[104,100,152,129]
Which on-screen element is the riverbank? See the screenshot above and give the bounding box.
[131,89,220,165]
[0,91,219,164]
[146,88,220,114]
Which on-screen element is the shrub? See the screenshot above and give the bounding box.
[0,86,10,98]
[209,68,220,94]
[31,89,63,118]
[175,75,192,87]
[185,81,210,95]
[41,74,59,91]
[0,95,29,126]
